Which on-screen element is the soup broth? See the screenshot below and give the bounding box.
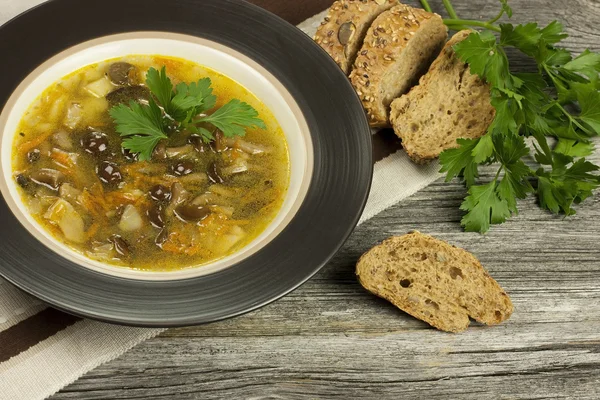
[11,55,290,271]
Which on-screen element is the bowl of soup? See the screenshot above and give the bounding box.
[1,34,313,280]
[0,0,371,326]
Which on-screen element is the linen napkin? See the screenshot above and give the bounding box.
[0,4,442,399]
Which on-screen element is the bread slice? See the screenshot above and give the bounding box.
[356,232,513,333]
[349,4,448,128]
[314,0,398,75]
[390,30,495,164]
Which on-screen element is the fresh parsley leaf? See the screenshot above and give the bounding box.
[545,48,573,67]
[145,67,173,114]
[493,134,533,212]
[122,135,164,162]
[439,138,480,186]
[499,0,512,18]
[564,49,600,73]
[437,1,600,233]
[498,161,532,213]
[187,125,215,143]
[111,66,265,159]
[109,99,168,161]
[536,155,600,215]
[146,67,217,122]
[539,21,568,45]
[500,23,543,57]
[472,133,495,163]
[576,85,600,133]
[455,31,516,90]
[197,99,266,138]
[488,89,519,135]
[555,139,595,157]
[460,180,511,233]
[171,78,217,122]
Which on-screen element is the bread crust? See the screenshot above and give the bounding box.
[356,232,514,333]
[349,5,447,127]
[314,0,398,75]
[390,30,495,163]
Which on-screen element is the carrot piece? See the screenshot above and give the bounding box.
[18,131,53,154]
[50,150,75,169]
[86,222,100,239]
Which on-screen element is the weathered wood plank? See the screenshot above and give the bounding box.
[50,0,600,398]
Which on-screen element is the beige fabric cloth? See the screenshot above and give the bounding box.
[0,2,442,399]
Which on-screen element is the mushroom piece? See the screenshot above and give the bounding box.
[147,204,165,229]
[30,169,65,190]
[27,149,41,163]
[15,174,29,188]
[171,161,195,176]
[106,85,150,107]
[155,229,169,247]
[191,192,227,206]
[109,235,131,257]
[108,62,135,85]
[206,162,225,184]
[222,159,249,176]
[149,184,172,202]
[188,135,213,153]
[81,131,109,155]
[175,203,211,222]
[152,141,167,160]
[97,161,122,185]
[166,182,189,216]
[223,137,268,154]
[165,145,195,158]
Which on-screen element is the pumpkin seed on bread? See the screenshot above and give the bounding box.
[349,4,448,127]
[314,0,398,75]
[390,30,495,163]
[356,232,513,333]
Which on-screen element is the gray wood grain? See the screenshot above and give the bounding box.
[51,0,600,399]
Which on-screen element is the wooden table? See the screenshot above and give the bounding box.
[51,0,600,398]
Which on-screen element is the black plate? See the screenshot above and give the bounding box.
[0,0,372,326]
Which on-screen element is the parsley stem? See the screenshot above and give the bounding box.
[442,0,459,19]
[553,102,589,133]
[419,0,432,13]
[487,8,506,24]
[444,19,502,32]
[494,166,503,182]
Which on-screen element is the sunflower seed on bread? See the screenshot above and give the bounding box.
[390,30,496,163]
[356,232,513,333]
[349,4,448,128]
[314,0,398,75]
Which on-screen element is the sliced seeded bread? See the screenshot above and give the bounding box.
[314,0,398,75]
[356,232,513,333]
[390,30,495,163]
[349,4,447,128]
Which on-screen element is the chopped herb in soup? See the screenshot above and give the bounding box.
[12,55,290,271]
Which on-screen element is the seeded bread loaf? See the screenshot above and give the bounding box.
[314,0,398,75]
[349,4,447,128]
[356,232,513,333]
[390,30,495,163]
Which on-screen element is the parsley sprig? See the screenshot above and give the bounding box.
[420,0,600,233]
[109,66,266,161]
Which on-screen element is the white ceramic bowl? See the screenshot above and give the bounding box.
[0,32,313,281]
